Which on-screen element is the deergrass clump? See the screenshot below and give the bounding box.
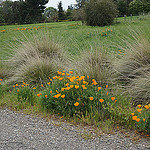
[6,31,70,85]
[113,28,150,104]
[74,49,111,85]
[9,58,59,84]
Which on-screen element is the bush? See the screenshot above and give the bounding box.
[84,0,118,26]
[40,71,117,119]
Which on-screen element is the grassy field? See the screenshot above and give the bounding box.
[1,15,150,58]
[0,16,150,137]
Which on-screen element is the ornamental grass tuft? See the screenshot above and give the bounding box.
[113,27,150,104]
[5,31,70,85]
[74,49,112,85]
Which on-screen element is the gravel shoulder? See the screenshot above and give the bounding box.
[0,108,150,150]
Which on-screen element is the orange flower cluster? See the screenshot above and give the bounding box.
[14,26,44,31]
[131,104,150,123]
[101,28,112,36]
[0,30,6,33]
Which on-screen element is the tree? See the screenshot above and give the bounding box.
[0,1,13,24]
[129,0,150,15]
[44,7,58,22]
[11,1,27,24]
[75,0,88,8]
[116,0,133,16]
[57,1,66,20]
[84,0,118,26]
[25,0,49,23]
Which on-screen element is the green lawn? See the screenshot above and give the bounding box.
[1,15,150,59]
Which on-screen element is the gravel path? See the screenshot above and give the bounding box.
[0,108,150,150]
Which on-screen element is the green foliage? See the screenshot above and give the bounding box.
[115,0,133,16]
[40,71,117,119]
[75,0,89,8]
[44,7,58,22]
[131,104,150,134]
[15,83,36,106]
[0,0,49,24]
[25,0,49,23]
[84,0,118,26]
[58,1,66,20]
[129,0,150,15]
[72,8,85,22]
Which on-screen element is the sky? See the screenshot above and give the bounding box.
[46,0,77,10]
[11,0,77,10]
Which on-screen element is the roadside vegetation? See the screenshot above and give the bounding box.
[0,15,150,137]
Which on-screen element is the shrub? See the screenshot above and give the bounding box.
[39,71,117,119]
[84,0,118,26]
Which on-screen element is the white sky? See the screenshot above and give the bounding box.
[11,0,77,10]
[46,0,77,10]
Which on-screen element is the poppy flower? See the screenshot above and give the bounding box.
[132,116,137,120]
[144,105,149,109]
[99,99,104,103]
[74,102,79,106]
[111,97,115,101]
[61,95,65,98]
[98,87,101,92]
[136,118,140,122]
[137,104,142,108]
[137,109,142,112]
[89,97,94,101]
[75,85,79,89]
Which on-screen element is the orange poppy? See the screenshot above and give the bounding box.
[99,99,104,103]
[74,102,79,106]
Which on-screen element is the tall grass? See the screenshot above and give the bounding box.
[5,31,71,85]
[74,48,112,85]
[113,26,150,104]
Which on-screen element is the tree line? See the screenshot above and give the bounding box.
[0,0,48,24]
[0,0,150,25]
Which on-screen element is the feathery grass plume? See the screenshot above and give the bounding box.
[130,73,150,104]
[74,48,112,85]
[113,26,150,104]
[6,30,70,85]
